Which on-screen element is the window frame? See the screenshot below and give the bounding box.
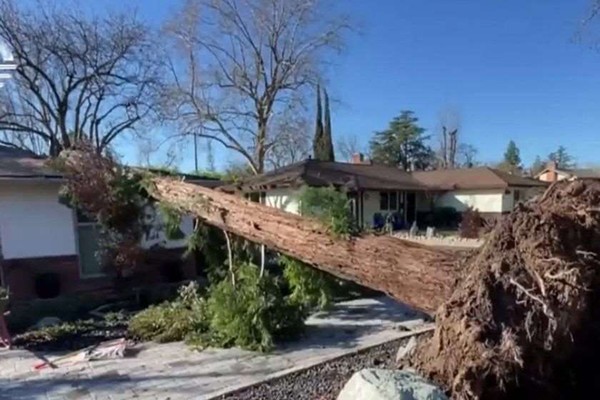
[73,210,106,279]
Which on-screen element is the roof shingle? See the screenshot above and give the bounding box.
[412,167,547,190]
[227,159,429,192]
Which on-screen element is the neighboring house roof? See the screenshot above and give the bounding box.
[568,169,600,179]
[0,145,62,180]
[0,145,222,187]
[140,168,223,188]
[535,167,600,180]
[413,167,548,190]
[226,159,429,192]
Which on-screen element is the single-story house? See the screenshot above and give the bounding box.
[535,161,600,182]
[0,146,220,301]
[413,167,547,218]
[226,157,547,228]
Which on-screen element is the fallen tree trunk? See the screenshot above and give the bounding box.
[147,177,458,314]
[61,149,600,398]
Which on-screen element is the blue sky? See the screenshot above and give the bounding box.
[91,0,600,171]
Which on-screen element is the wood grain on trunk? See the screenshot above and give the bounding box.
[148,177,459,313]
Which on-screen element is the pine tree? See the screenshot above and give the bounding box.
[313,85,335,161]
[548,146,575,169]
[499,140,522,175]
[369,111,434,171]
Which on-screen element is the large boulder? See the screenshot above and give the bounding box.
[337,369,447,400]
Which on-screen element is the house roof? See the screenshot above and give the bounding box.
[568,169,600,179]
[0,145,223,187]
[226,159,429,192]
[536,167,600,180]
[413,167,548,190]
[0,146,62,180]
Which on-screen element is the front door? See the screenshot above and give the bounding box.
[347,192,359,227]
[406,192,416,225]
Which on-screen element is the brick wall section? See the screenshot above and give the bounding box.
[1,248,197,301]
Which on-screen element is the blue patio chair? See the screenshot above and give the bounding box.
[391,212,404,231]
[372,213,385,230]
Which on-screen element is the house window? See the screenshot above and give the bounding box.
[76,212,104,278]
[379,192,389,210]
[514,189,521,203]
[379,191,404,211]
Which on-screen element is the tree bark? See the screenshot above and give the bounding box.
[147,177,459,313]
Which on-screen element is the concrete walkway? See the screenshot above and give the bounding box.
[0,297,428,400]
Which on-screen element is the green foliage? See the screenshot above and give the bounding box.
[299,186,356,237]
[369,111,434,171]
[129,267,307,352]
[157,203,185,240]
[192,171,224,180]
[500,140,522,174]
[0,286,8,299]
[196,263,306,352]
[281,256,335,311]
[548,145,575,169]
[128,282,209,343]
[288,186,356,311]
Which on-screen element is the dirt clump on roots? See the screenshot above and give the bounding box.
[407,180,600,399]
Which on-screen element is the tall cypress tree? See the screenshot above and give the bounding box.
[313,86,335,161]
[322,88,335,161]
[312,84,325,160]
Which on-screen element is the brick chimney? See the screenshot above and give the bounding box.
[351,153,370,165]
[545,161,558,182]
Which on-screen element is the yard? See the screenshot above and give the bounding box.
[0,297,430,400]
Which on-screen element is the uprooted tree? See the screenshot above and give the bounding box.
[60,148,600,399]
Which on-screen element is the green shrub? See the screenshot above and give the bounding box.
[432,207,461,228]
[129,266,307,352]
[128,282,208,343]
[299,186,356,237]
[281,256,335,311]
[192,263,306,352]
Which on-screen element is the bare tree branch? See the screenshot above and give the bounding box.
[0,1,163,156]
[161,0,350,174]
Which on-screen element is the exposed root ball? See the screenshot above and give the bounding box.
[409,180,600,399]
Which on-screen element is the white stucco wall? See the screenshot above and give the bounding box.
[434,187,541,214]
[0,180,77,259]
[0,181,196,260]
[435,189,505,213]
[263,188,301,214]
[361,190,381,227]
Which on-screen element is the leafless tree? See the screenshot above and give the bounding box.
[162,0,349,174]
[0,1,163,156]
[457,143,478,167]
[337,133,368,162]
[266,114,311,169]
[436,108,460,169]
